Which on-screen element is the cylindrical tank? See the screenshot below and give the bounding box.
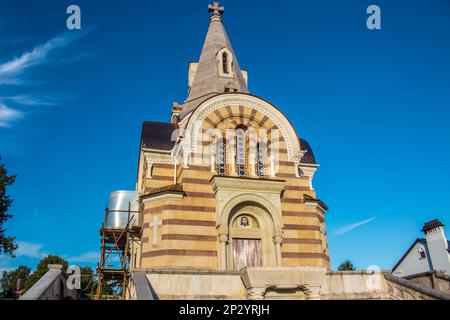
[106,190,139,228]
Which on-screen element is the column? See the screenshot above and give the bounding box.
[273,235,282,266]
[218,234,228,270]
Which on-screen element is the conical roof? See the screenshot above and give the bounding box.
[180,3,248,118]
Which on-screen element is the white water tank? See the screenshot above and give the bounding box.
[106,190,139,228]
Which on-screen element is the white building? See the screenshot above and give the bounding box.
[393,219,450,277]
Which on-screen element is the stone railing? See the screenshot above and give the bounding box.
[130,271,158,300]
[322,270,393,300]
[384,273,450,300]
[129,267,450,300]
[132,268,246,300]
[403,270,450,294]
[19,264,78,300]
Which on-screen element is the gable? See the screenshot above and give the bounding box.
[392,239,432,277]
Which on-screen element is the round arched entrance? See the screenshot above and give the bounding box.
[225,202,277,271]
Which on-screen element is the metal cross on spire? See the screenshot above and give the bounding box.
[208,2,224,16]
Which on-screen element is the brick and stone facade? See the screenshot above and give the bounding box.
[132,4,329,273]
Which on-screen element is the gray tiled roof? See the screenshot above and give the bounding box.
[299,138,316,164]
[141,121,176,151]
[421,219,444,232]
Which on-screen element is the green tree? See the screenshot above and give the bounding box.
[79,266,96,298]
[0,156,17,256]
[24,255,68,291]
[338,259,356,271]
[0,265,31,298]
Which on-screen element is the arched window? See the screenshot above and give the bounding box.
[216,138,226,175]
[418,247,426,259]
[222,52,229,74]
[217,48,233,78]
[256,142,266,177]
[235,127,247,177]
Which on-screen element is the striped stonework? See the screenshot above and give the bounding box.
[136,94,329,270]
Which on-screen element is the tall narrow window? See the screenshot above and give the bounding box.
[217,48,233,78]
[235,127,247,177]
[216,138,226,175]
[256,142,266,177]
[222,52,229,74]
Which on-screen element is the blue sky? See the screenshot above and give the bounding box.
[1,0,449,272]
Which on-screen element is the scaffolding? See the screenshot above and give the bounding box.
[95,205,140,300]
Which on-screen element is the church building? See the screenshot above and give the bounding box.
[129,3,329,299]
[133,2,329,274]
[127,3,430,300]
[15,2,450,301]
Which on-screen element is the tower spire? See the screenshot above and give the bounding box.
[180,2,249,118]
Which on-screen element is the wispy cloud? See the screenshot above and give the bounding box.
[0,103,23,127]
[15,241,48,259]
[333,217,376,236]
[15,241,98,263]
[0,241,99,274]
[0,30,90,128]
[2,241,98,268]
[1,94,63,106]
[66,251,99,264]
[0,32,84,80]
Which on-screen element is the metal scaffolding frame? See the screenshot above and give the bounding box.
[95,206,140,300]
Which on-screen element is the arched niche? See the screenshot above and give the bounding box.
[217,193,283,236]
[217,198,283,271]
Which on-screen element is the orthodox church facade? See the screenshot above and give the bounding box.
[133,3,329,275]
[127,3,446,300]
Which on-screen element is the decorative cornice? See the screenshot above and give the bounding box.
[292,150,306,163]
[144,151,173,165]
[142,148,172,154]
[304,194,328,214]
[210,175,285,194]
[298,163,319,178]
[141,192,184,205]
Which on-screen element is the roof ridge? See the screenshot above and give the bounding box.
[142,121,172,126]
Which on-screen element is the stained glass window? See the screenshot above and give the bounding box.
[256,142,266,177]
[216,138,226,175]
[236,128,246,177]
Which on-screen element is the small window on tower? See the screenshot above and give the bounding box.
[217,48,233,78]
[222,52,229,74]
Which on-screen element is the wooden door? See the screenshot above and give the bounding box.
[232,238,261,270]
